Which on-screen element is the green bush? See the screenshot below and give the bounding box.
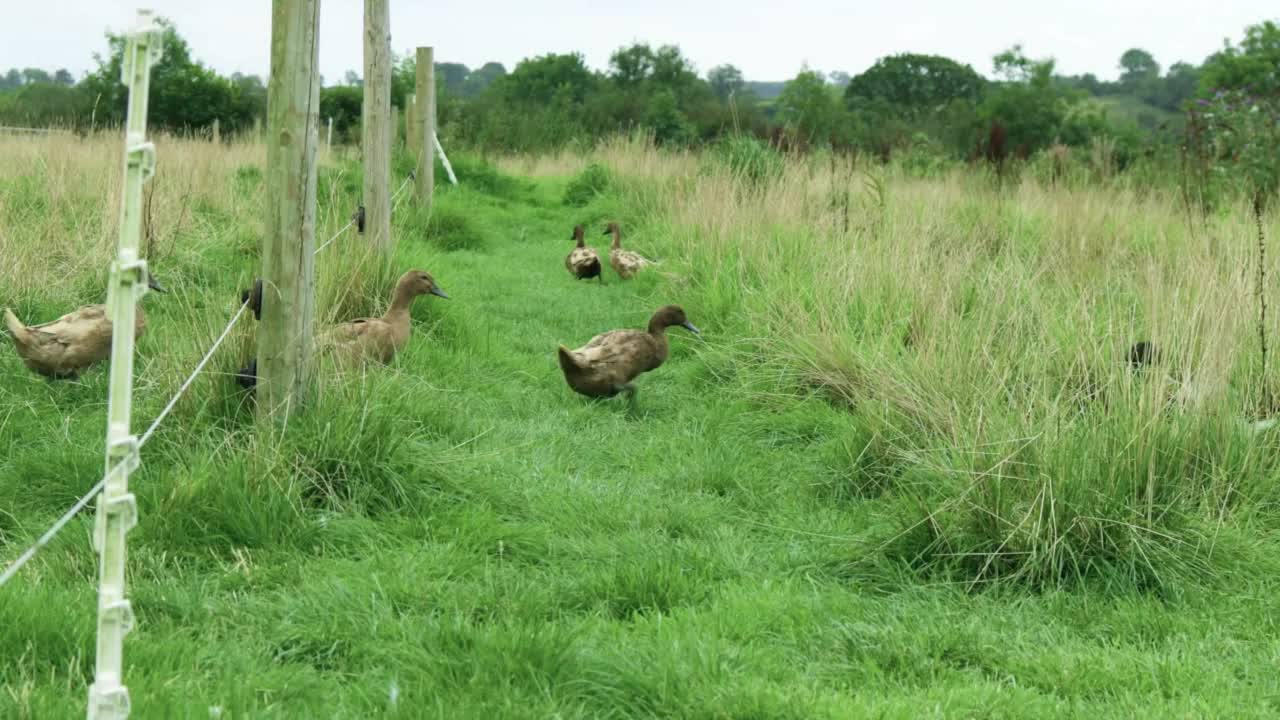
[446,153,526,199]
[713,135,783,186]
[562,163,613,206]
[401,202,485,251]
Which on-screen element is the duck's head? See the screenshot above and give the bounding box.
[650,304,700,335]
[572,224,586,246]
[398,269,449,299]
[602,222,620,236]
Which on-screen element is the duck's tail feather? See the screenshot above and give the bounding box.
[4,308,28,342]
[557,346,582,374]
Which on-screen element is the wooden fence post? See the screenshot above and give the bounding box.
[362,0,392,262]
[326,117,333,154]
[414,47,434,205]
[211,117,220,143]
[391,104,400,147]
[260,0,321,420]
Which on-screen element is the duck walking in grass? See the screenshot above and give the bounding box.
[605,222,652,279]
[3,274,167,379]
[557,305,699,399]
[565,224,603,282]
[321,269,448,365]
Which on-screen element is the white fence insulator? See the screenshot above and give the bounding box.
[434,133,458,186]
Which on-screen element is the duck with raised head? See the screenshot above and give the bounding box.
[321,269,448,365]
[605,222,652,279]
[4,274,167,379]
[565,225,602,282]
[557,304,699,398]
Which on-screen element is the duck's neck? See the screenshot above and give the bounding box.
[647,317,669,335]
[385,285,416,322]
[575,234,586,248]
[610,227,622,250]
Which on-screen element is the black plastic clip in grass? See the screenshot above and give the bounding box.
[240,278,264,321]
[234,358,257,392]
[355,205,366,234]
[408,170,416,180]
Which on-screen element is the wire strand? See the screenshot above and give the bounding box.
[139,300,249,446]
[0,299,251,589]
[313,218,355,256]
[1,173,416,589]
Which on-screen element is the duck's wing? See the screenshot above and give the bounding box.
[327,317,384,345]
[619,250,652,269]
[576,330,651,362]
[567,247,599,272]
[28,305,112,348]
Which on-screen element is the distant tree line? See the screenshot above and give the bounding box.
[2,16,1277,170]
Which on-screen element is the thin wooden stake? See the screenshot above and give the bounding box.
[414,47,434,205]
[362,0,392,262]
[405,93,416,154]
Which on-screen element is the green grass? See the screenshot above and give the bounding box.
[4,139,1280,718]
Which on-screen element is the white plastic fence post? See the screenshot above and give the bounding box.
[433,132,458,186]
[87,9,162,720]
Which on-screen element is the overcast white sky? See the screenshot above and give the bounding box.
[3,1,1275,83]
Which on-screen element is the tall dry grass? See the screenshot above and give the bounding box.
[0,131,388,430]
[0,132,266,303]
[582,135,1280,587]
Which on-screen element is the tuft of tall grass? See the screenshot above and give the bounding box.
[562,163,614,207]
[588,135,1280,589]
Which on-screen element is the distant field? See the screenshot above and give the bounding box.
[3,133,1280,718]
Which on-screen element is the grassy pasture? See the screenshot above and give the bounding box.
[2,132,1280,718]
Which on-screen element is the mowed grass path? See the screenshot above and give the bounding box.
[3,157,1280,718]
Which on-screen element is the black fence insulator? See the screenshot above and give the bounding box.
[408,170,416,180]
[234,358,257,392]
[239,278,263,321]
[355,205,366,234]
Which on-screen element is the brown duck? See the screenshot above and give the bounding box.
[321,269,447,364]
[557,305,699,398]
[565,225,602,282]
[4,275,167,379]
[605,222,652,279]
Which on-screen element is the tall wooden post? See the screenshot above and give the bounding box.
[405,93,417,154]
[211,117,220,143]
[362,0,392,261]
[260,0,321,420]
[391,104,400,147]
[414,47,435,205]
